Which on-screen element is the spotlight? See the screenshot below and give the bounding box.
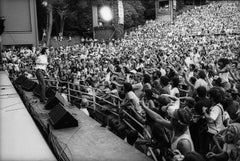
[99,6,113,22]
[42,1,48,7]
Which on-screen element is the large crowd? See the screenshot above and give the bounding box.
[2,1,240,161]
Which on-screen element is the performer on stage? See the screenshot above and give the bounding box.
[35,47,48,103]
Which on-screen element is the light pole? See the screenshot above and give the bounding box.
[42,0,53,47]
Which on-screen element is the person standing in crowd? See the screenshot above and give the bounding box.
[170,76,180,98]
[35,47,48,103]
[202,87,225,152]
[206,123,240,161]
[193,86,212,155]
[141,100,195,156]
[215,58,231,91]
[122,82,144,115]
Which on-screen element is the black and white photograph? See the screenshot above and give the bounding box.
[0,0,240,161]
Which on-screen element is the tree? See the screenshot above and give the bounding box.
[127,0,145,25]
[63,1,92,37]
[141,0,155,20]
[123,2,137,28]
[123,0,146,29]
[46,0,53,47]
[37,0,147,40]
[52,0,88,35]
[36,0,47,41]
[53,0,69,35]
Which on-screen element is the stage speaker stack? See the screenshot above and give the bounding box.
[33,85,56,98]
[45,92,65,110]
[46,87,56,98]
[33,84,41,97]
[49,103,78,129]
[21,79,38,92]
[15,75,27,85]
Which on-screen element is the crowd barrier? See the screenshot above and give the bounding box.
[42,78,159,161]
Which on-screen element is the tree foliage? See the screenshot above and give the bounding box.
[47,0,92,37]
[37,0,152,38]
[141,0,156,20]
[123,0,146,29]
[64,0,92,37]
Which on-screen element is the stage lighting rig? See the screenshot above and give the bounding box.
[99,6,113,22]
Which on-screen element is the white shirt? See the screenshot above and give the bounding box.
[105,72,111,82]
[189,71,194,78]
[126,91,143,113]
[194,78,208,90]
[185,57,193,67]
[207,103,225,134]
[160,68,166,76]
[219,72,229,83]
[193,53,200,65]
[170,87,180,97]
[132,82,143,98]
[13,64,20,72]
[167,99,180,118]
[35,55,48,71]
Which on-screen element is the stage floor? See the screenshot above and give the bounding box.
[0,71,56,161]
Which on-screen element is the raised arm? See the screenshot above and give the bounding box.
[161,94,178,101]
[216,64,230,74]
[140,101,173,130]
[183,72,195,89]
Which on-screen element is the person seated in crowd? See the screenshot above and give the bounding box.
[98,81,120,107]
[142,89,156,110]
[121,82,144,116]
[131,73,145,99]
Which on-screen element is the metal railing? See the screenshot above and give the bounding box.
[42,78,158,161]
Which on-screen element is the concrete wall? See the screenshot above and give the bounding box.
[0,0,38,47]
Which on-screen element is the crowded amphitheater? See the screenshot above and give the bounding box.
[1,1,240,161]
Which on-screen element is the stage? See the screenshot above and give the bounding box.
[11,74,152,161]
[0,71,56,161]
